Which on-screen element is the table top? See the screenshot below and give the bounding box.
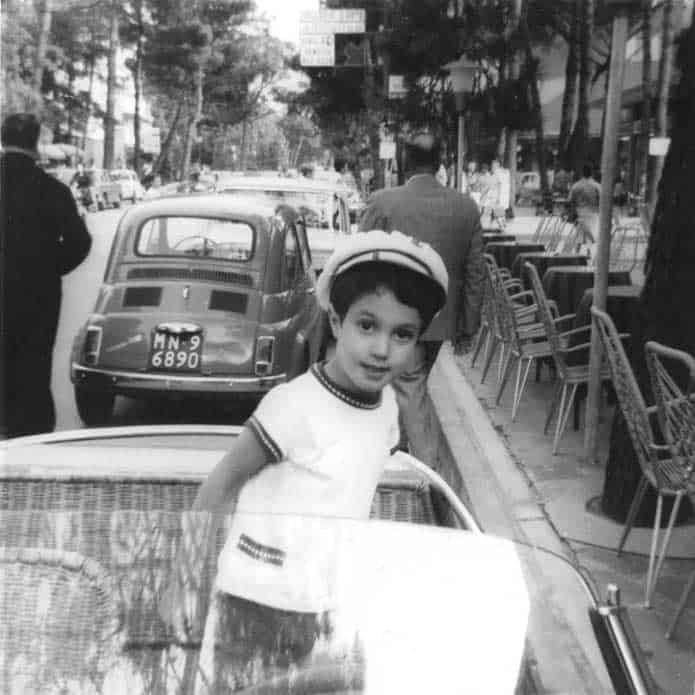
[544,265,631,276]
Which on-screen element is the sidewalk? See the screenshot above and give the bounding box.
[429,340,695,694]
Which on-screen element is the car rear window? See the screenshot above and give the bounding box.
[136,216,255,261]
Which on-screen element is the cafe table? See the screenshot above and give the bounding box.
[512,252,588,286]
[541,265,632,319]
[484,242,546,273]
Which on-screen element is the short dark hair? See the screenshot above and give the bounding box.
[404,132,441,173]
[329,261,445,333]
[1,113,40,150]
[582,164,593,178]
[333,155,347,172]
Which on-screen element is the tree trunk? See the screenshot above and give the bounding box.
[132,0,144,176]
[506,0,522,209]
[602,16,695,526]
[33,0,53,98]
[558,0,580,167]
[102,2,119,170]
[646,0,676,220]
[82,53,96,153]
[570,0,594,175]
[638,0,653,202]
[520,1,549,206]
[180,65,204,180]
[239,117,248,170]
[154,101,183,176]
[363,34,383,191]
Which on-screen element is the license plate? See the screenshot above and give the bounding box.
[149,330,203,372]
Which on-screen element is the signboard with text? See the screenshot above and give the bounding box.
[388,75,407,99]
[300,34,335,67]
[299,8,366,35]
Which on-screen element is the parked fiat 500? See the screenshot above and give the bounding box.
[70,195,325,425]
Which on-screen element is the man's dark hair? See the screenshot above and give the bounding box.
[329,261,445,333]
[334,155,347,173]
[404,132,441,173]
[582,164,593,178]
[1,113,40,150]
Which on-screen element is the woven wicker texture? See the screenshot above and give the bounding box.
[0,547,123,694]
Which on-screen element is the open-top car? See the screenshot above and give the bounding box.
[0,426,659,694]
[216,175,354,275]
[70,195,324,425]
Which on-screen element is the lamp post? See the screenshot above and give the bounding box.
[445,56,477,191]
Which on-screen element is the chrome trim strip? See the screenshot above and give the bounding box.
[71,362,286,386]
[0,424,243,448]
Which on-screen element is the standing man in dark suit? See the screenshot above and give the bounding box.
[1,113,92,438]
[358,132,484,468]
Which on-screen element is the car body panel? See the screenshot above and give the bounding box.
[70,196,323,409]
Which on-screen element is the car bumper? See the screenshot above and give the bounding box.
[71,363,286,395]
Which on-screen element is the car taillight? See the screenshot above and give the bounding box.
[83,326,102,365]
[254,336,274,376]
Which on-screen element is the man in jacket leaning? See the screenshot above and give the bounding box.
[1,113,92,438]
[358,131,484,468]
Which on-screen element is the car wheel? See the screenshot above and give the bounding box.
[97,197,104,211]
[74,386,115,426]
[113,195,121,208]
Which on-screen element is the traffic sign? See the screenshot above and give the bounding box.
[299,8,366,35]
[300,34,335,67]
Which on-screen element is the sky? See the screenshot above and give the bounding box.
[256,0,318,46]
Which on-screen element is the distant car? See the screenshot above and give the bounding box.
[217,176,353,274]
[110,169,146,202]
[70,194,325,425]
[72,168,122,210]
[144,180,217,200]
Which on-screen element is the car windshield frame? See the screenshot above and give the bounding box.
[134,214,257,262]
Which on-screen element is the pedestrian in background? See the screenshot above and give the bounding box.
[568,163,601,248]
[358,131,484,469]
[0,113,92,438]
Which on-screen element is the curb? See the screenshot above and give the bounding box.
[429,344,613,694]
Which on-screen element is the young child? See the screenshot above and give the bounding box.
[171,230,448,689]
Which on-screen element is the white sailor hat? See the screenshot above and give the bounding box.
[316,229,449,312]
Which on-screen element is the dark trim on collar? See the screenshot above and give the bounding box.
[311,362,381,409]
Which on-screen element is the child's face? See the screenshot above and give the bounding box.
[327,287,422,396]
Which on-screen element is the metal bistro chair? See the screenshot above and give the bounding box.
[526,262,614,454]
[493,267,554,420]
[471,253,528,369]
[480,255,539,386]
[0,547,123,690]
[592,308,689,608]
[645,340,695,636]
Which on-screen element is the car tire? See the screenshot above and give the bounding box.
[74,387,115,426]
[113,195,121,208]
[97,197,104,211]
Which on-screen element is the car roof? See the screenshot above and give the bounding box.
[121,193,290,223]
[217,175,351,196]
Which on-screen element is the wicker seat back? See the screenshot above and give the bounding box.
[525,261,569,379]
[0,547,123,692]
[591,307,656,475]
[645,341,695,489]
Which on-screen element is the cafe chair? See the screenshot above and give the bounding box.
[480,256,539,386]
[592,308,689,608]
[644,340,695,636]
[493,267,554,420]
[526,262,614,454]
[0,546,123,689]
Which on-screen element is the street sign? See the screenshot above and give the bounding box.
[300,34,335,67]
[299,8,366,35]
[388,75,407,99]
[379,140,396,160]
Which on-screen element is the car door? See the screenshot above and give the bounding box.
[283,221,319,367]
